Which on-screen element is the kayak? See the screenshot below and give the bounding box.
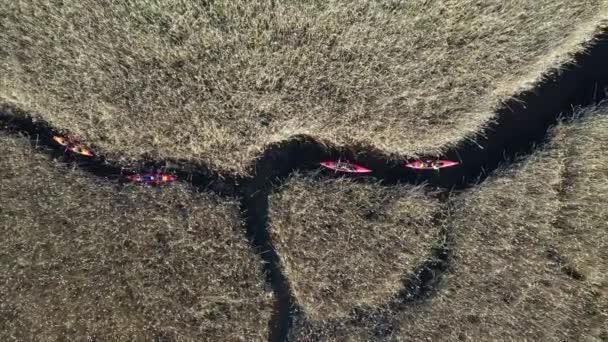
[52,135,94,157]
[126,173,177,185]
[126,172,177,185]
[68,145,94,157]
[52,135,69,147]
[320,160,372,173]
[405,160,459,170]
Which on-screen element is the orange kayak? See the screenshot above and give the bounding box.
[52,135,94,157]
[52,135,69,147]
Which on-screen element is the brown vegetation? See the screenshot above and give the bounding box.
[1,1,607,339]
[267,174,442,321]
[289,108,607,341]
[395,110,607,341]
[1,0,607,174]
[0,134,272,341]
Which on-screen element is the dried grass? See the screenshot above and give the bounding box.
[393,108,608,341]
[268,174,441,320]
[288,107,607,341]
[0,134,272,341]
[1,0,607,174]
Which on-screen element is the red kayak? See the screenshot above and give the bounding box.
[320,160,372,173]
[405,160,459,170]
[126,172,177,185]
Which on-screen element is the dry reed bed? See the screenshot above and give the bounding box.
[290,108,607,341]
[267,174,442,321]
[0,134,272,341]
[393,108,607,341]
[2,0,607,174]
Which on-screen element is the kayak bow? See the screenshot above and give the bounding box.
[52,135,69,147]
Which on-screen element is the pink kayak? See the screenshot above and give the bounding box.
[405,160,459,170]
[320,160,372,173]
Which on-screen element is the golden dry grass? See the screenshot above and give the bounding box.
[267,174,441,320]
[393,109,608,341]
[288,108,608,341]
[0,134,272,341]
[2,0,607,174]
[550,108,608,288]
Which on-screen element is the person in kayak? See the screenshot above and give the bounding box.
[419,160,442,169]
[335,160,355,172]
